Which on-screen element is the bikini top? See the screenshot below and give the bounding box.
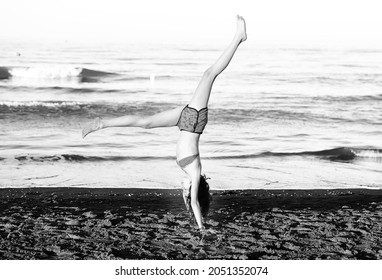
[177,105,208,134]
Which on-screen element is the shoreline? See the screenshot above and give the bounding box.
[1,184,381,190]
[1,187,382,260]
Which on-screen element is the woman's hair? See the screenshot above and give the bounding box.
[184,174,212,218]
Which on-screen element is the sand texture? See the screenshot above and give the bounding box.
[1,188,381,260]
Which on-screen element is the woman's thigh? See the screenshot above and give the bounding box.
[147,105,184,128]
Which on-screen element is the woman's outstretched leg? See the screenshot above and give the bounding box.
[189,15,247,109]
[82,106,184,138]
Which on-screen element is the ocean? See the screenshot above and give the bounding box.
[1,40,381,190]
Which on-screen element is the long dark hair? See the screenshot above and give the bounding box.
[184,174,212,218]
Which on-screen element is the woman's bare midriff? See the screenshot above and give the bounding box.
[176,131,200,161]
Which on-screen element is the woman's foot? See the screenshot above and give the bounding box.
[236,15,247,43]
[82,117,103,138]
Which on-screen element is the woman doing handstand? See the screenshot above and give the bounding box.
[82,15,247,230]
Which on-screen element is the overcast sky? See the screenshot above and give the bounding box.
[1,0,382,48]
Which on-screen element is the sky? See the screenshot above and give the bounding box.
[1,0,382,48]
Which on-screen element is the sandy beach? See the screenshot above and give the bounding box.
[0,187,381,260]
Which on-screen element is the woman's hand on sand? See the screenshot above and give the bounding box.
[200,227,218,235]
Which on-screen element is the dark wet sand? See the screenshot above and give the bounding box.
[1,187,381,260]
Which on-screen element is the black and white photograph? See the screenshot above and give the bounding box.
[1,0,381,268]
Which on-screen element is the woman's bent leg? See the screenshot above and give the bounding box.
[189,15,247,109]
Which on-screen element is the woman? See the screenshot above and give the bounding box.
[82,15,247,230]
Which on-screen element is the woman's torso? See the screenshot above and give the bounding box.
[176,131,200,160]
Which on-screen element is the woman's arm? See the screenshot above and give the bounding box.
[190,166,204,230]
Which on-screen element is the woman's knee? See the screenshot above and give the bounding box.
[203,67,215,80]
[138,117,152,129]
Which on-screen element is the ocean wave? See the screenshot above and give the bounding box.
[0,101,177,117]
[12,154,175,162]
[0,67,12,79]
[352,148,382,159]
[6,147,382,163]
[0,85,131,94]
[0,102,314,123]
[1,66,176,84]
[212,108,331,123]
[316,94,382,103]
[1,101,378,125]
[274,74,382,86]
[0,66,116,80]
[210,147,382,162]
[0,101,83,108]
